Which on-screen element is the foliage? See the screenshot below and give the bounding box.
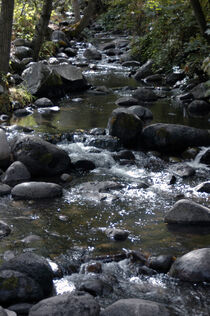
[9,85,34,107]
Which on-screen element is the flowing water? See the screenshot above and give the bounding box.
[2,35,210,315]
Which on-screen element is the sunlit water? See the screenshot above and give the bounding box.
[2,35,210,315]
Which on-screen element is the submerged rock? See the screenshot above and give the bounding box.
[28,292,100,316]
[140,123,210,153]
[11,182,63,200]
[133,87,158,102]
[164,199,210,224]
[169,248,210,282]
[100,298,170,316]
[105,228,129,241]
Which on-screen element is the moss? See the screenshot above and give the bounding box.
[0,275,18,290]
[9,86,34,108]
[39,152,53,164]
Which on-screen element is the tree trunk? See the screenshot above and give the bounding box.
[32,0,53,61]
[72,0,81,23]
[0,0,14,77]
[190,0,207,38]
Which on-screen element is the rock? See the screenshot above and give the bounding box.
[170,163,195,178]
[13,109,32,117]
[140,123,210,153]
[200,149,210,165]
[169,248,210,282]
[0,85,4,94]
[10,57,25,75]
[0,184,11,196]
[60,173,73,182]
[13,38,32,47]
[0,130,11,168]
[86,262,102,274]
[51,63,88,91]
[191,81,210,100]
[115,97,138,107]
[0,306,17,316]
[164,199,210,224]
[107,107,143,148]
[134,59,154,80]
[34,97,54,108]
[145,74,164,84]
[11,135,71,176]
[0,252,54,297]
[84,46,102,60]
[51,30,69,46]
[11,182,63,200]
[133,87,158,101]
[0,221,11,238]
[122,61,141,67]
[194,181,210,193]
[105,228,129,241]
[100,298,170,316]
[79,278,112,296]
[188,100,210,115]
[73,160,96,172]
[128,105,153,122]
[166,72,185,85]
[88,135,122,151]
[148,255,175,273]
[15,46,33,60]
[113,150,135,162]
[7,303,33,316]
[0,270,44,305]
[21,235,42,244]
[28,292,100,316]
[2,161,31,185]
[64,47,77,57]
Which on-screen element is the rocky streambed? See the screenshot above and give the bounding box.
[0,25,210,316]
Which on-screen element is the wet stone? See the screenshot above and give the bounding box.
[0,221,11,238]
[194,181,210,193]
[148,255,175,273]
[0,184,11,196]
[170,163,195,178]
[105,228,129,241]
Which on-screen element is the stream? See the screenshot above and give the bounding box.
[1,33,210,315]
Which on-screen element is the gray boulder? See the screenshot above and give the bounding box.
[84,46,102,60]
[0,184,11,196]
[11,135,71,176]
[2,161,31,185]
[115,97,138,107]
[166,72,185,85]
[140,123,210,153]
[11,182,63,200]
[29,292,100,316]
[34,97,54,108]
[0,252,54,297]
[0,270,43,305]
[0,130,11,168]
[128,105,153,122]
[170,163,195,178]
[164,199,210,224]
[100,298,170,316]
[51,30,69,46]
[188,100,210,115]
[134,59,154,80]
[133,87,158,102]
[79,279,112,297]
[15,46,33,60]
[191,81,210,100]
[108,107,143,147]
[169,248,210,282]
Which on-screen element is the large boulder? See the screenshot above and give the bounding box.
[0,129,11,168]
[22,62,87,97]
[11,182,63,200]
[0,253,54,298]
[100,298,170,316]
[108,108,143,148]
[29,292,100,316]
[169,248,210,282]
[164,199,210,224]
[15,46,33,60]
[134,60,154,80]
[11,135,71,176]
[140,123,210,153]
[191,81,210,100]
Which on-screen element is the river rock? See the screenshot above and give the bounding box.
[166,72,185,85]
[0,129,11,168]
[100,298,170,316]
[0,252,54,297]
[188,100,210,115]
[11,182,63,200]
[148,255,175,273]
[145,74,164,84]
[170,163,195,178]
[51,30,69,46]
[169,248,210,282]
[107,107,143,148]
[134,59,154,80]
[128,105,153,122]
[191,81,210,100]
[73,160,96,172]
[164,199,210,224]
[140,123,210,153]
[28,292,100,316]
[0,184,11,196]
[113,150,135,162]
[84,46,102,60]
[34,97,54,108]
[15,46,33,60]
[7,303,33,316]
[105,228,129,241]
[79,278,112,296]
[13,38,32,47]
[64,47,77,57]
[11,135,71,176]
[0,221,11,238]
[13,108,32,117]
[133,87,158,101]
[200,149,210,165]
[0,306,17,316]
[122,61,141,67]
[115,96,138,107]
[194,181,210,193]
[2,161,31,185]
[0,270,44,306]
[88,135,122,151]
